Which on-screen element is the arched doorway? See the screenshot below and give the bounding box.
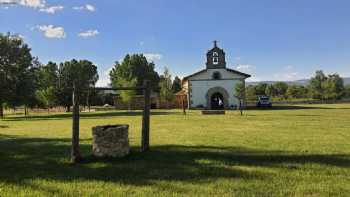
[206,87,229,110]
[211,93,224,110]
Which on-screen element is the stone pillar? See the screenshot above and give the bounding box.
[92,125,130,157]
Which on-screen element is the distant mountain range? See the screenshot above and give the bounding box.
[247,77,350,86]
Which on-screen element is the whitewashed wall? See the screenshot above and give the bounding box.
[189,79,241,108]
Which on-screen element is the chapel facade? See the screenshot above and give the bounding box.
[182,41,251,109]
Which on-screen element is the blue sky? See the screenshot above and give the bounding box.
[1,0,350,86]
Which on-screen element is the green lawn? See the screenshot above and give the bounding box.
[0,104,350,196]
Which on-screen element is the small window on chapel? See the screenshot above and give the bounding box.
[212,72,221,80]
[213,52,219,65]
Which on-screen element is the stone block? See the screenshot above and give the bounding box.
[92,125,130,158]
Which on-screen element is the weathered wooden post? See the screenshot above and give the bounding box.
[0,101,4,119]
[71,82,82,163]
[0,101,3,119]
[141,80,151,152]
[182,99,186,115]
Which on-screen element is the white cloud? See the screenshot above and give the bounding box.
[236,64,255,73]
[85,4,95,12]
[36,25,66,39]
[285,65,294,70]
[96,67,113,87]
[73,4,95,12]
[144,53,162,62]
[1,0,64,14]
[247,76,262,82]
[78,30,99,38]
[273,73,299,81]
[21,0,44,7]
[0,0,45,8]
[273,65,300,81]
[96,75,110,87]
[39,5,63,14]
[14,33,24,39]
[139,41,145,46]
[236,64,258,82]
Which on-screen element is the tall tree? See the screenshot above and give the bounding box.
[109,54,160,93]
[274,82,289,98]
[286,85,308,99]
[159,67,174,108]
[114,77,137,111]
[265,84,277,97]
[245,85,257,102]
[309,70,327,99]
[38,61,58,89]
[345,85,350,98]
[36,87,56,113]
[172,76,182,93]
[323,74,344,100]
[0,33,33,118]
[57,60,98,112]
[36,61,59,112]
[234,81,245,116]
[254,83,268,96]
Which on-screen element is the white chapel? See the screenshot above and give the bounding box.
[182,41,251,109]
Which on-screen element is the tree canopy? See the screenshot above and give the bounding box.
[309,71,344,100]
[159,67,175,104]
[109,54,160,92]
[172,76,182,93]
[56,59,99,111]
[0,33,34,117]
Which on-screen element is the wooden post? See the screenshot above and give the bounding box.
[242,79,246,109]
[71,83,82,163]
[87,88,91,112]
[182,98,186,115]
[0,101,4,119]
[239,99,243,116]
[141,80,151,152]
[24,105,28,116]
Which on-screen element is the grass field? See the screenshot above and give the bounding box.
[0,104,349,196]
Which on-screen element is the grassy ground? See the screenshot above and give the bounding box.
[0,104,349,196]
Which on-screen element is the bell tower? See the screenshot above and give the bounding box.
[206,40,226,69]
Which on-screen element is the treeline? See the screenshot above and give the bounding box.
[0,33,183,117]
[109,54,182,109]
[0,32,100,118]
[246,70,350,102]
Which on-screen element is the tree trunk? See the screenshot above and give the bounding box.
[239,100,243,116]
[182,99,186,115]
[66,105,70,112]
[71,85,82,163]
[0,102,4,119]
[24,105,28,116]
[87,89,91,112]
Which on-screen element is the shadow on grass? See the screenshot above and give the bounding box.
[2,111,181,122]
[0,134,349,194]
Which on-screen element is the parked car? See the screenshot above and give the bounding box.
[257,95,272,108]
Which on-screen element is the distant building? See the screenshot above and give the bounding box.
[181,41,251,109]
